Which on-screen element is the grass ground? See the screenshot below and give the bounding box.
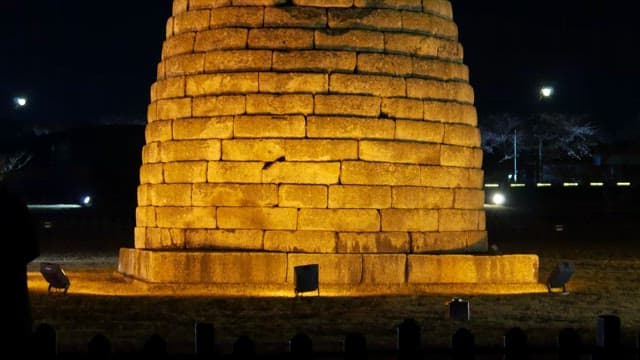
[26,204,640,356]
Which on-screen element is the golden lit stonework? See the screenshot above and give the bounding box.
[118,0,539,291]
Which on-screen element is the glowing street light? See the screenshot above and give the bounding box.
[14,96,27,107]
[540,86,554,98]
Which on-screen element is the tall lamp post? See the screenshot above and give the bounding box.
[537,86,554,182]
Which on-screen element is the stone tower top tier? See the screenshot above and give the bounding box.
[135,0,487,255]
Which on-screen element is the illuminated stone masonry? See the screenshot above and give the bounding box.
[119,0,539,290]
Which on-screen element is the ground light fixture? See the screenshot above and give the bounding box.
[491,192,506,205]
[81,195,93,207]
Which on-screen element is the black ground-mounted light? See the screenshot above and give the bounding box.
[546,262,575,294]
[294,264,319,297]
[40,262,70,295]
[448,298,470,321]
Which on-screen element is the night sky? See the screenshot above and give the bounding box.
[1,0,639,139]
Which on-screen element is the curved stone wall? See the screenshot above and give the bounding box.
[117,0,518,287]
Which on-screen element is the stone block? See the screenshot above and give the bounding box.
[134,227,147,249]
[153,77,185,101]
[307,116,395,139]
[401,11,457,39]
[147,102,158,122]
[164,161,208,183]
[186,73,259,96]
[423,100,477,125]
[192,95,246,116]
[328,8,402,31]
[438,209,480,231]
[194,28,248,51]
[173,117,234,139]
[160,139,221,162]
[413,58,468,81]
[232,0,288,5]
[185,229,264,250]
[278,184,328,208]
[328,185,391,208]
[395,120,444,143]
[341,161,421,186]
[354,0,422,10]
[359,140,440,165]
[264,231,337,253]
[385,33,461,60]
[137,185,152,206]
[298,209,380,231]
[406,79,474,103]
[287,253,363,284]
[315,29,384,52]
[149,184,192,206]
[217,207,298,230]
[273,50,356,72]
[314,95,381,117]
[139,163,164,184]
[234,115,306,138]
[173,10,211,34]
[411,231,468,253]
[330,74,406,97]
[478,210,486,231]
[165,54,205,76]
[248,28,314,49]
[381,209,438,231]
[407,254,539,283]
[189,0,233,10]
[444,124,481,147]
[337,231,409,253]
[246,94,314,115]
[362,254,406,284]
[210,6,264,28]
[262,162,341,184]
[142,142,162,164]
[192,183,278,206]
[156,206,216,228]
[391,186,453,209]
[173,0,188,15]
[136,206,157,227]
[146,120,173,142]
[423,0,453,19]
[381,98,423,120]
[420,166,474,188]
[157,98,192,120]
[454,189,484,209]
[208,161,264,183]
[357,53,413,76]
[162,32,195,58]
[284,139,358,161]
[204,50,272,72]
[258,73,328,94]
[222,139,285,161]
[440,145,482,168]
[264,7,327,28]
[292,0,353,7]
[146,227,186,249]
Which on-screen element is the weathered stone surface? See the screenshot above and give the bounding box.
[139,163,164,184]
[444,124,481,147]
[264,7,327,28]
[234,115,306,138]
[157,98,192,120]
[330,74,406,97]
[328,185,391,209]
[210,6,264,28]
[292,0,353,7]
[204,50,272,72]
[278,184,328,208]
[395,120,444,143]
[328,8,402,32]
[160,140,221,162]
[401,11,457,39]
[146,120,173,143]
[287,253,363,284]
[193,183,278,206]
[156,206,216,228]
[307,116,395,139]
[381,209,438,231]
[391,186,453,209]
[264,231,337,253]
[298,209,380,231]
[314,95,381,117]
[164,161,208,183]
[162,32,195,58]
[186,73,259,96]
[189,0,233,9]
[165,54,205,76]
[438,209,481,231]
[337,232,410,253]
[406,79,474,103]
[173,117,234,140]
[142,142,162,164]
[423,0,453,18]
[185,229,264,250]
[362,254,406,284]
[315,30,384,52]
[284,139,358,161]
[194,28,248,51]
[381,98,423,120]
[454,189,484,209]
[259,73,328,93]
[385,33,462,60]
[440,145,483,168]
[341,161,421,186]
[192,95,246,117]
[248,28,314,49]
[420,166,476,188]
[217,207,298,230]
[136,206,157,227]
[359,140,440,165]
[273,50,356,72]
[152,77,185,101]
[424,100,477,125]
[262,162,341,184]
[246,94,314,115]
[354,0,422,11]
[173,10,210,34]
[149,184,192,206]
[208,161,263,183]
[222,139,285,161]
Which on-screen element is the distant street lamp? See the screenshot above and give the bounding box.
[540,86,554,99]
[537,86,554,181]
[13,96,27,108]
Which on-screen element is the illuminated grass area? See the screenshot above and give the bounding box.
[27,240,640,355]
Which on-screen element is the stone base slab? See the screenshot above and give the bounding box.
[119,248,539,291]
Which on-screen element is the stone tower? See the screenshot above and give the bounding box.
[119,0,538,291]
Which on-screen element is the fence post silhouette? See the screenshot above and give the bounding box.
[397,318,421,359]
[503,327,528,360]
[233,335,256,359]
[289,332,312,358]
[144,333,167,356]
[88,333,111,359]
[451,327,475,360]
[195,321,215,357]
[344,332,367,360]
[557,327,581,360]
[30,323,57,355]
[593,314,621,359]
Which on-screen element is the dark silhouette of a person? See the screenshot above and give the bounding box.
[0,181,39,351]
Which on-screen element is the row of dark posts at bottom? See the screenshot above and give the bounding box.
[28,315,639,359]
